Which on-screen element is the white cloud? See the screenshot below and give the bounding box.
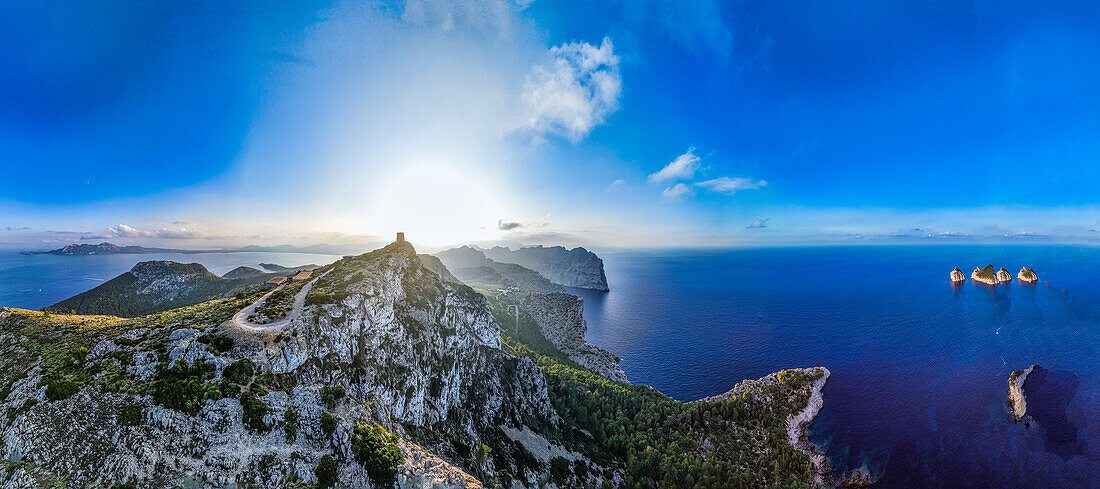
[110,224,153,238]
[608,178,625,187]
[662,183,694,199]
[649,147,701,182]
[518,37,621,142]
[695,176,766,194]
[497,219,523,230]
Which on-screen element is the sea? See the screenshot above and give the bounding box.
[570,245,1100,488]
[0,251,342,310]
[2,245,1099,487]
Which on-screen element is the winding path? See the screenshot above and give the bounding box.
[230,269,331,331]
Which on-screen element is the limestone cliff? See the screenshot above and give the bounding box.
[484,246,609,291]
[434,247,564,294]
[1009,365,1039,423]
[950,268,965,282]
[997,268,1012,283]
[1018,267,1038,283]
[0,242,562,488]
[499,291,627,383]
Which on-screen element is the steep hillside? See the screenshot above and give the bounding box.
[0,240,831,488]
[48,261,270,317]
[483,246,608,291]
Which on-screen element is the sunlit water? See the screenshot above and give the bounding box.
[0,251,341,311]
[572,246,1100,488]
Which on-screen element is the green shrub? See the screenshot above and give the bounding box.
[549,456,571,485]
[240,392,269,434]
[320,385,345,409]
[197,333,234,353]
[284,408,299,443]
[119,404,143,426]
[351,422,403,488]
[320,412,337,437]
[315,454,339,488]
[223,358,255,384]
[42,378,79,401]
[151,360,218,415]
[305,292,335,306]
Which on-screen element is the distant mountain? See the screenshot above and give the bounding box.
[259,263,318,272]
[20,242,220,255]
[434,246,564,293]
[47,261,270,317]
[22,242,372,256]
[483,245,609,291]
[222,266,266,279]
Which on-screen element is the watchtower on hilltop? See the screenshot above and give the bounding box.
[396,232,405,243]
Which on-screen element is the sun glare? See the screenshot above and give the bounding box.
[369,164,504,245]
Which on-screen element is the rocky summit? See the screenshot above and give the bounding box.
[0,240,834,489]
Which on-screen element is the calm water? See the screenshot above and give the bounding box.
[0,251,341,310]
[572,246,1100,488]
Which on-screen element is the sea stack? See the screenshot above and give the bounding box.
[997,268,1012,283]
[1009,365,1040,423]
[1018,267,1038,283]
[950,268,965,283]
[971,265,998,285]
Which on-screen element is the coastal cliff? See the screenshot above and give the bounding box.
[499,291,627,383]
[483,246,609,291]
[950,268,965,282]
[0,239,833,488]
[1010,365,1039,423]
[996,268,1012,283]
[1018,267,1038,283]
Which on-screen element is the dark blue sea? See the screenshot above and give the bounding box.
[572,246,1100,488]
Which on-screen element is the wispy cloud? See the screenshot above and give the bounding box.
[747,218,769,229]
[649,148,701,182]
[662,183,694,199]
[518,37,621,142]
[695,176,766,194]
[402,0,526,35]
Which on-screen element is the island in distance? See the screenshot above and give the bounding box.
[954,265,1037,285]
[21,241,369,256]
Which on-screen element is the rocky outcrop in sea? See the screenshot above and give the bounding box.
[1018,267,1038,283]
[1010,365,1039,423]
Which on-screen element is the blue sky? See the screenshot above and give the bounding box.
[3,0,1100,249]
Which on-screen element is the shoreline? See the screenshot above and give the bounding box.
[786,368,832,484]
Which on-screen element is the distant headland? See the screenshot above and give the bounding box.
[21,241,365,256]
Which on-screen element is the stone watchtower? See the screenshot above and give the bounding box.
[396,232,405,243]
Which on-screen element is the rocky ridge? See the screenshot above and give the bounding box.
[483,246,609,291]
[1010,364,1039,423]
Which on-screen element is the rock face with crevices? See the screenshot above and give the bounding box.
[499,291,627,383]
[484,246,609,291]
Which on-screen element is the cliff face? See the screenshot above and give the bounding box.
[0,242,560,488]
[483,246,609,291]
[950,268,965,282]
[997,268,1012,283]
[499,291,627,383]
[1018,267,1038,283]
[1010,365,1039,422]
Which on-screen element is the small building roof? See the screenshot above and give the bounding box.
[266,276,287,285]
[293,270,313,280]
